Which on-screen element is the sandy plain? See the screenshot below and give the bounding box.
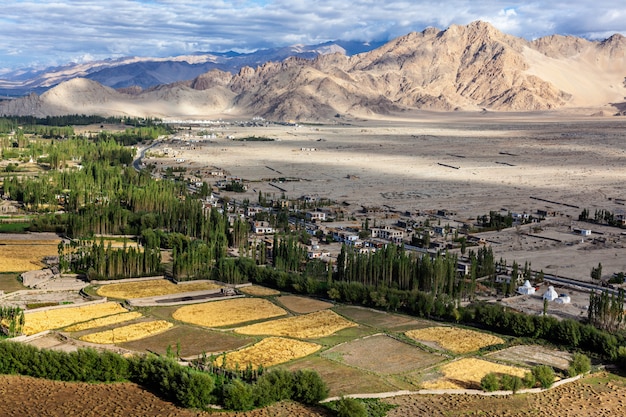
[152,112,626,283]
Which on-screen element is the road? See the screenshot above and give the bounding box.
[132,140,159,171]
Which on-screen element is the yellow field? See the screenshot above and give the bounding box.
[422,358,528,390]
[172,298,287,328]
[235,310,357,339]
[96,279,222,299]
[80,320,173,344]
[405,326,505,354]
[0,239,60,272]
[22,302,129,335]
[215,337,321,369]
[238,285,280,296]
[64,312,143,332]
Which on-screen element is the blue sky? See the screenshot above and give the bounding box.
[1,0,625,73]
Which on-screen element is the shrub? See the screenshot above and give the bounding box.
[511,375,523,393]
[336,397,367,417]
[522,372,536,388]
[532,365,555,389]
[568,353,591,377]
[222,379,255,411]
[480,372,499,392]
[292,369,329,404]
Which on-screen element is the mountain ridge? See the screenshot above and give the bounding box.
[1,21,624,120]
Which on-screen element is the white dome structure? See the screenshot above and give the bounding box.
[518,280,535,295]
[543,286,559,301]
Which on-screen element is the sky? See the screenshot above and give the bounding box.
[1,0,625,74]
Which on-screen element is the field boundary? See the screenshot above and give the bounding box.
[322,374,583,402]
[22,297,109,314]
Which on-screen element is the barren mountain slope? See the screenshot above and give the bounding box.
[1,21,624,120]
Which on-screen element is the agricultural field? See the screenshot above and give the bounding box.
[334,305,431,331]
[322,334,443,375]
[235,310,357,339]
[487,345,573,371]
[214,337,321,369]
[421,358,528,390]
[64,311,143,332]
[237,285,280,296]
[172,298,287,328]
[22,302,128,335]
[277,295,333,314]
[0,272,26,292]
[119,326,255,357]
[0,238,60,272]
[96,279,222,299]
[80,320,173,344]
[405,326,505,354]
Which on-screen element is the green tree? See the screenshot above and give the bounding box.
[336,397,367,417]
[480,372,499,392]
[568,353,591,377]
[532,365,555,389]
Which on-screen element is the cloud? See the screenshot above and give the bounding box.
[0,0,625,72]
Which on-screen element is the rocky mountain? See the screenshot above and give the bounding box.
[0,40,384,96]
[1,21,624,120]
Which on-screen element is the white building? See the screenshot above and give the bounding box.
[518,280,536,295]
[543,286,559,301]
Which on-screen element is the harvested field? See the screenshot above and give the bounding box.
[238,285,281,296]
[0,238,60,272]
[422,358,528,390]
[235,310,357,339]
[120,325,255,357]
[286,355,400,396]
[215,337,321,369]
[172,297,287,328]
[487,345,573,371]
[96,279,221,299]
[64,312,143,332]
[405,326,505,354]
[334,305,430,330]
[23,302,128,335]
[323,334,442,375]
[277,295,333,314]
[80,320,173,344]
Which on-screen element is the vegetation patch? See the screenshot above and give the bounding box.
[215,336,321,369]
[0,239,60,272]
[80,320,173,344]
[23,302,128,335]
[334,305,430,330]
[405,326,505,354]
[423,358,528,390]
[277,295,333,314]
[0,273,26,292]
[64,311,143,332]
[172,298,287,328]
[487,344,572,371]
[322,334,442,375]
[96,279,221,299]
[235,310,356,339]
[237,285,280,296]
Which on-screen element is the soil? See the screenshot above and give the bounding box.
[1,372,624,416]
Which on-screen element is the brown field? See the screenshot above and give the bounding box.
[277,295,333,314]
[172,298,287,328]
[405,327,505,354]
[235,310,357,339]
[487,345,573,371]
[286,355,400,396]
[323,334,442,375]
[64,312,143,332]
[22,302,128,335]
[215,337,321,369]
[0,239,60,272]
[422,358,528,390]
[334,305,431,330]
[0,272,26,292]
[119,325,255,357]
[2,372,626,417]
[238,285,281,296]
[96,279,222,299]
[80,320,173,344]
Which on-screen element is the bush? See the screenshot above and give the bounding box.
[292,369,329,404]
[336,397,367,417]
[480,373,499,392]
[522,372,536,388]
[532,365,555,389]
[223,379,255,411]
[568,353,591,377]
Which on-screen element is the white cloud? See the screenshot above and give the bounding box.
[0,0,625,72]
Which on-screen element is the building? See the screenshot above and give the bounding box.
[543,286,559,301]
[306,211,326,222]
[517,280,536,295]
[252,221,274,234]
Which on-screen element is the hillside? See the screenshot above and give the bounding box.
[1,21,625,120]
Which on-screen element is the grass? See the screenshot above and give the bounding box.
[0,273,26,292]
[333,305,431,330]
[0,222,31,233]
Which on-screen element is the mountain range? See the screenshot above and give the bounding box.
[1,21,624,121]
